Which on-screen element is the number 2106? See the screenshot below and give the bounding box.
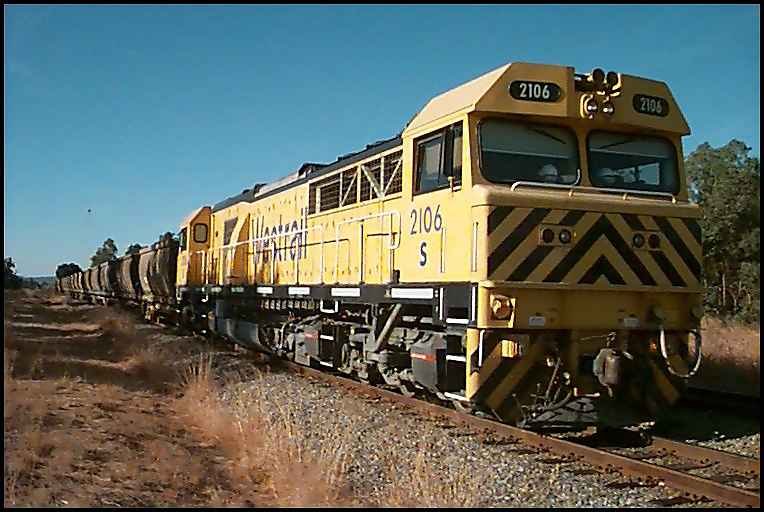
[410,205,443,234]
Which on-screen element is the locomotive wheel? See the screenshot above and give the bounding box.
[338,343,354,375]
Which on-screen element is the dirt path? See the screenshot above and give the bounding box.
[3,291,248,507]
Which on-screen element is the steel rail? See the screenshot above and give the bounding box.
[648,436,760,477]
[283,361,760,508]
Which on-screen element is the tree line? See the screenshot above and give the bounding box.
[685,139,759,323]
[4,258,54,289]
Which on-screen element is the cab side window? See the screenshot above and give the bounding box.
[193,223,208,243]
[417,135,443,192]
[414,121,463,193]
[179,228,188,252]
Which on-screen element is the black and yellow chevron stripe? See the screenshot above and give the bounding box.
[467,332,682,422]
[487,207,701,288]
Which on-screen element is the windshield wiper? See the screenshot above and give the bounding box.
[596,138,634,150]
[528,127,567,146]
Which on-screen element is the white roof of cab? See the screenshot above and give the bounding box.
[404,63,510,134]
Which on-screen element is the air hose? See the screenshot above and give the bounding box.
[659,326,702,378]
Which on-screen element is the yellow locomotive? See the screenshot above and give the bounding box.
[62,62,704,428]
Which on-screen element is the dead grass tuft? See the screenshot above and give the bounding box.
[694,317,760,395]
[173,356,486,507]
[701,317,760,367]
[122,344,181,391]
[174,359,352,506]
[95,309,138,341]
[380,434,480,508]
[248,395,352,506]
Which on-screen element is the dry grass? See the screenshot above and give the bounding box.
[90,307,182,390]
[174,355,484,507]
[4,351,52,507]
[174,355,264,505]
[248,397,352,506]
[175,356,353,506]
[380,433,480,508]
[693,317,760,395]
[120,344,182,391]
[94,308,139,341]
[4,313,20,494]
[4,294,241,507]
[701,317,760,367]
[6,291,487,506]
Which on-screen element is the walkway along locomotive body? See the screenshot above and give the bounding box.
[60,62,703,428]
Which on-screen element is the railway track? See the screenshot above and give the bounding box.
[282,360,760,508]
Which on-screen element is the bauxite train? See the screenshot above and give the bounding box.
[59,62,704,429]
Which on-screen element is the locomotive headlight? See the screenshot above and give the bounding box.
[559,229,572,244]
[490,294,514,320]
[585,97,598,114]
[592,68,605,85]
[648,234,661,249]
[632,233,645,248]
[690,304,704,321]
[602,101,615,115]
[541,228,555,244]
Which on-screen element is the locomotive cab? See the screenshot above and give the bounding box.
[397,62,703,427]
[176,206,212,289]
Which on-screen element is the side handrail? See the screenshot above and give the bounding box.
[333,210,401,283]
[191,224,326,286]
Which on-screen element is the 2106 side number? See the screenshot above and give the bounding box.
[410,205,443,235]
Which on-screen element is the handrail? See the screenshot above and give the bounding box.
[509,180,676,202]
[333,210,400,283]
[190,224,326,286]
[182,249,209,285]
[189,212,400,287]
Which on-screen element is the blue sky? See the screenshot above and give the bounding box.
[4,5,760,276]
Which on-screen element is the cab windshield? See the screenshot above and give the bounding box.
[587,132,679,194]
[479,119,579,185]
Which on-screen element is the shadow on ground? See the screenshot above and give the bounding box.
[651,403,760,442]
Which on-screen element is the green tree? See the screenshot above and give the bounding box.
[4,257,23,289]
[90,238,119,267]
[685,139,760,322]
[125,244,143,255]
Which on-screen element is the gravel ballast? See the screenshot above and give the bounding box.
[212,365,756,508]
[142,322,759,508]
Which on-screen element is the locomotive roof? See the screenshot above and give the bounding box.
[404,63,510,133]
[212,135,402,212]
[212,63,514,213]
[403,61,690,136]
[181,206,206,227]
[212,61,690,214]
